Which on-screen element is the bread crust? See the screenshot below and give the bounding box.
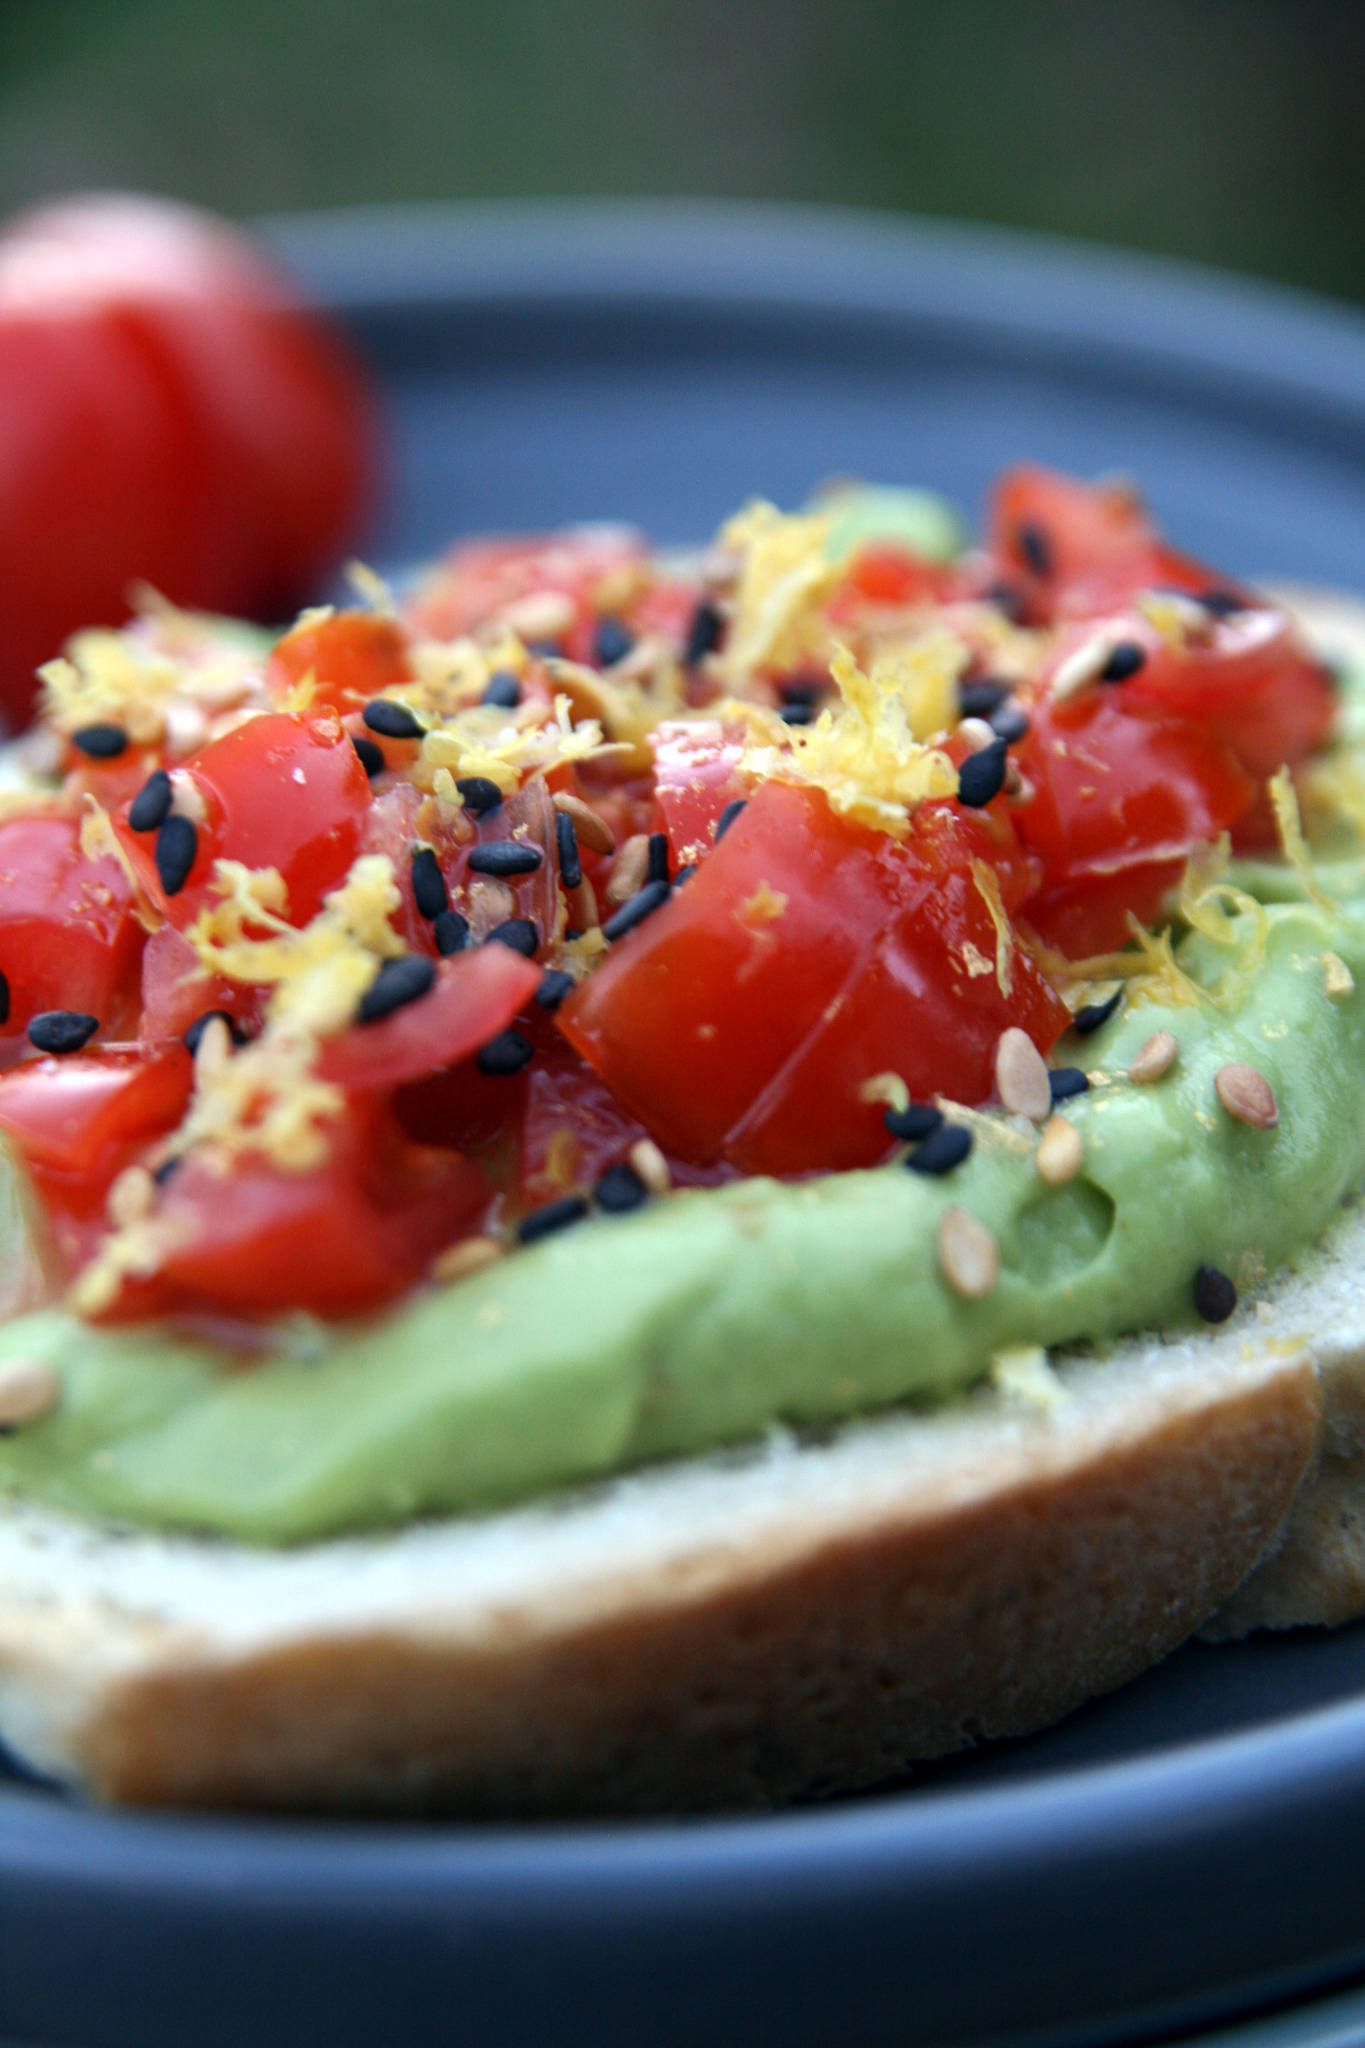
[0,1332,1319,1812]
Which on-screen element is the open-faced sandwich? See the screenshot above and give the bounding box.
[0,467,1362,1812]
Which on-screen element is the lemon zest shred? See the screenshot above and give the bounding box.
[739,643,958,834]
[969,856,1013,999]
[1269,765,1334,910]
[719,502,841,679]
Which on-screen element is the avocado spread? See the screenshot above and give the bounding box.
[0,482,1360,1544]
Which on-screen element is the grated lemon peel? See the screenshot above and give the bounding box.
[739,644,958,833]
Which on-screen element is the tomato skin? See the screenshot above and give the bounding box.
[562,780,1069,1174]
[0,812,145,1035]
[0,194,375,727]
[265,610,413,718]
[404,530,646,646]
[90,1105,488,1324]
[116,711,371,930]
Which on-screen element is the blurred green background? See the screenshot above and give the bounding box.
[3,0,1365,304]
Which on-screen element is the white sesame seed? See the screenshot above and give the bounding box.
[1215,1063,1279,1129]
[0,1360,60,1429]
[107,1165,156,1229]
[958,717,997,752]
[167,767,209,824]
[193,1014,233,1083]
[503,591,576,641]
[628,1138,672,1196]
[1035,1115,1084,1184]
[995,1027,1052,1122]
[1050,635,1114,703]
[936,1206,999,1299]
[1324,952,1355,1001]
[552,791,616,856]
[605,833,650,907]
[1128,1030,1179,1084]
[431,1235,504,1284]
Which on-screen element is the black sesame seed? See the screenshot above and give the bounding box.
[410,847,449,921]
[476,1028,534,1076]
[1199,587,1245,619]
[183,1009,247,1056]
[779,701,818,726]
[468,840,544,878]
[989,701,1030,743]
[481,670,522,709]
[683,598,724,667]
[593,617,634,668]
[986,580,1027,622]
[151,1156,181,1186]
[674,864,696,886]
[455,776,504,816]
[486,918,539,959]
[351,733,385,779]
[555,810,582,891]
[780,678,822,707]
[1048,1066,1090,1103]
[956,738,1009,809]
[958,678,1010,719]
[595,1161,648,1213]
[517,1194,588,1243]
[884,1102,944,1143]
[128,768,173,833]
[905,1122,973,1176]
[1194,1264,1238,1324]
[1072,988,1124,1036]
[362,699,424,741]
[524,637,562,659]
[70,722,128,760]
[433,909,470,956]
[27,1010,98,1055]
[1099,640,1147,684]
[358,954,436,1024]
[715,798,747,842]
[1016,521,1054,578]
[0,972,7,1027]
[535,969,575,1012]
[155,814,198,897]
[602,879,670,942]
[647,832,670,886]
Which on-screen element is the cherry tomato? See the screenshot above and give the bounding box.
[561,779,1069,1174]
[116,711,371,929]
[0,194,375,727]
[0,812,146,1036]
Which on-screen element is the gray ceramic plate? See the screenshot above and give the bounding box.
[6,203,1365,2048]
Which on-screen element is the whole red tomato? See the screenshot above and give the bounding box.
[0,193,376,728]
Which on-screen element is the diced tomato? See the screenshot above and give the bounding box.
[137,923,262,1046]
[988,467,1166,622]
[561,779,1069,1174]
[827,543,960,620]
[0,812,146,1035]
[89,1101,489,1324]
[650,719,749,868]
[1012,685,1255,956]
[265,609,413,718]
[1117,606,1336,839]
[0,1045,193,1277]
[403,530,647,648]
[116,711,370,929]
[318,946,541,1091]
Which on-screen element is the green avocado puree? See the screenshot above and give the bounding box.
[1,883,1364,1543]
